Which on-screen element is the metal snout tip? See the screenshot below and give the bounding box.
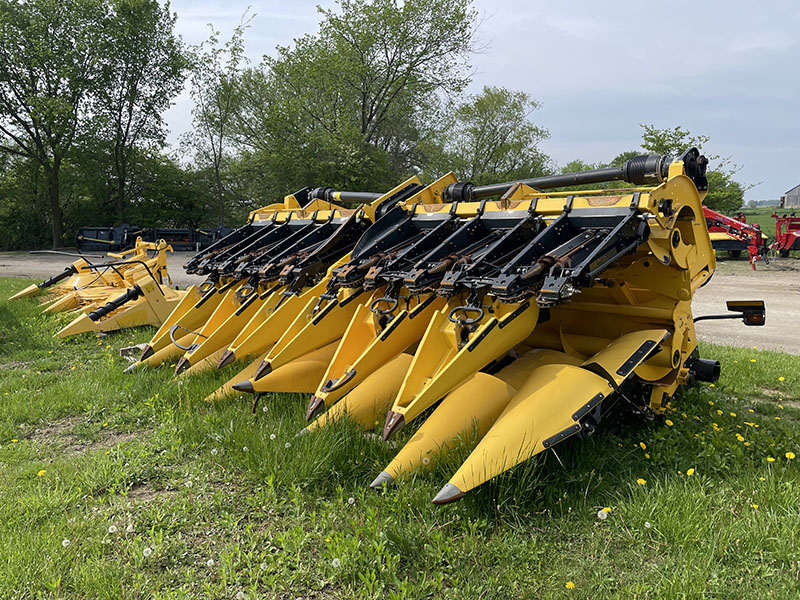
[305,395,326,421]
[432,483,465,505]
[217,349,235,369]
[139,345,154,361]
[123,362,140,374]
[253,360,272,380]
[369,471,394,489]
[174,357,190,375]
[232,379,255,393]
[382,410,405,441]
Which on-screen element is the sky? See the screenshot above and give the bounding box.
[164,0,800,201]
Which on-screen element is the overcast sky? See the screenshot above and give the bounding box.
[164,0,800,201]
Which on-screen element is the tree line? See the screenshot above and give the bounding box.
[0,0,745,250]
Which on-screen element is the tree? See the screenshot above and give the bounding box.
[437,86,550,185]
[228,0,479,195]
[97,0,187,224]
[0,0,108,247]
[183,17,251,224]
[639,124,747,212]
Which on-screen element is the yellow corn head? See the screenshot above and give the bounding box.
[128,149,764,503]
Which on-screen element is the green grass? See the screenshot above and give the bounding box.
[1,276,799,599]
[736,206,781,239]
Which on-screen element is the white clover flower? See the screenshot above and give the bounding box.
[285,442,291,449]
[644,521,652,529]
[347,497,355,505]
[108,525,118,533]
[126,524,134,533]
[262,405,268,412]
[270,434,276,440]
[331,558,341,568]
[185,480,193,488]
[62,538,70,548]
[236,592,245,600]
[259,562,268,571]
[242,446,249,452]
[143,547,153,557]
[206,558,215,568]
[596,510,607,520]
[211,448,219,456]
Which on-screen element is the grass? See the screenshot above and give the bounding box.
[1,275,799,599]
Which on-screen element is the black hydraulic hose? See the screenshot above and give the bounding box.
[88,285,143,321]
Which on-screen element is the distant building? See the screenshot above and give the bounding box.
[786,184,800,208]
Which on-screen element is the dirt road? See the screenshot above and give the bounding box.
[1,250,798,354]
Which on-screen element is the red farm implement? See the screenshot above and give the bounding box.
[771,213,800,257]
[703,206,769,269]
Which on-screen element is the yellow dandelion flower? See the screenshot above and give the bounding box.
[767,457,776,462]
[778,377,785,382]
[716,410,723,416]
[602,507,611,512]
[636,478,646,485]
[749,359,756,363]
[37,470,46,477]
[709,383,715,388]
[11,439,18,443]
[744,422,755,427]
[776,417,781,421]
[748,409,754,413]
[565,581,575,590]
[325,536,331,543]
[730,412,737,417]
[778,405,784,410]
[786,452,796,460]
[745,442,751,447]
[686,468,695,476]
[665,419,673,426]
[751,504,758,509]
[736,434,745,442]
[708,400,715,406]
[645,453,650,459]
[639,442,646,450]
[759,477,765,481]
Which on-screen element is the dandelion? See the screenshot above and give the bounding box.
[597,510,608,520]
[185,480,193,488]
[716,410,723,416]
[709,384,715,388]
[143,547,153,557]
[325,537,331,543]
[665,420,673,427]
[686,468,695,476]
[745,442,751,447]
[644,521,652,529]
[347,497,355,505]
[708,400,714,406]
[11,439,18,443]
[750,359,756,363]
[602,507,611,512]
[242,446,249,452]
[565,581,575,590]
[262,405,268,412]
[206,558,215,568]
[748,409,754,413]
[126,524,134,533]
[285,442,291,449]
[332,558,341,568]
[779,377,785,382]
[767,457,775,462]
[730,412,737,417]
[736,434,745,442]
[778,404,784,410]
[644,453,650,459]
[270,434,276,440]
[751,504,758,509]
[636,478,646,486]
[108,525,117,534]
[759,477,765,481]
[639,442,646,450]
[776,417,781,421]
[422,456,430,465]
[786,452,796,460]
[37,469,46,477]
[62,539,70,548]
